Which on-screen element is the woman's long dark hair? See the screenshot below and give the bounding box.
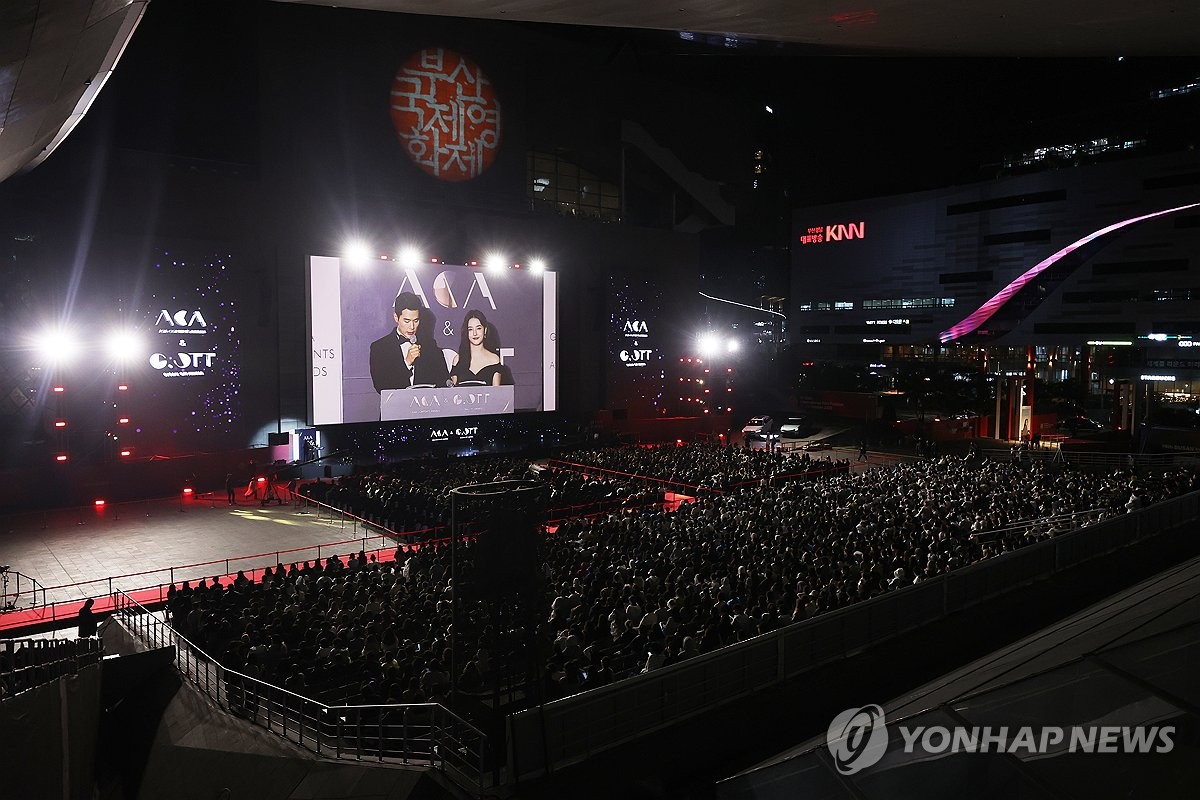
[456,309,501,368]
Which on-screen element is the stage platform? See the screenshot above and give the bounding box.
[0,491,400,635]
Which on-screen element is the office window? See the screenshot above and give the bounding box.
[527,149,620,222]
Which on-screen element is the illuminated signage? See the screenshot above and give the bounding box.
[151,307,216,378]
[1140,374,1177,381]
[1087,340,1133,346]
[862,338,886,344]
[866,318,910,326]
[617,318,654,367]
[430,425,479,442]
[806,338,822,343]
[390,49,501,182]
[1180,340,1196,348]
[155,310,208,333]
[799,221,866,245]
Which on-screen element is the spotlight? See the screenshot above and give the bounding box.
[343,238,372,266]
[104,329,144,364]
[33,326,81,366]
[399,246,421,268]
[485,253,506,273]
[727,339,740,354]
[697,332,720,358]
[529,258,546,274]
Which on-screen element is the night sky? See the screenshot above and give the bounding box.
[84,1,1200,207]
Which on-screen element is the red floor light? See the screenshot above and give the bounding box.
[53,386,65,393]
[55,454,68,462]
[182,487,194,495]
[118,417,130,424]
[54,420,67,427]
[117,384,128,391]
[94,499,106,507]
[119,450,131,457]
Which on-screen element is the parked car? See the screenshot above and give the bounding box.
[742,416,772,437]
[801,440,831,451]
[779,417,813,438]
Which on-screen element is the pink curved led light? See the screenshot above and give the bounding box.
[938,202,1200,343]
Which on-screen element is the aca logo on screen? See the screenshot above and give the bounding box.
[155,309,207,334]
[399,269,497,311]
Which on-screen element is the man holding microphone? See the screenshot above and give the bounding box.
[369,291,451,390]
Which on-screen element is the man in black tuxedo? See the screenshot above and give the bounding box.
[369,292,451,390]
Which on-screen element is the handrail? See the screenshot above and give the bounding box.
[0,637,104,699]
[112,589,490,793]
[0,497,448,631]
[1,570,46,613]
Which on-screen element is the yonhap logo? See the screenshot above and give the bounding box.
[827,705,888,774]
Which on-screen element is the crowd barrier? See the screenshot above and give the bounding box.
[113,591,490,795]
[506,489,1200,780]
[0,637,103,699]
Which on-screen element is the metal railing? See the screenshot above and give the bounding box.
[507,489,1200,780]
[0,637,104,700]
[112,590,489,793]
[0,495,443,630]
[1,569,46,612]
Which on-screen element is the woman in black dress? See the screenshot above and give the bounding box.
[450,310,513,386]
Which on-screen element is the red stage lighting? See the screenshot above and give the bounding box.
[117,384,129,391]
[53,386,65,393]
[118,417,130,424]
[55,454,68,462]
[54,420,67,428]
[94,499,106,507]
[182,487,194,495]
[119,449,131,457]
[256,477,266,483]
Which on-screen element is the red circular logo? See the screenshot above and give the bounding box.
[390,49,502,182]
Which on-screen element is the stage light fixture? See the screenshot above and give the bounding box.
[55,454,68,462]
[529,258,546,273]
[727,339,740,354]
[117,383,129,391]
[399,246,421,268]
[54,419,67,428]
[52,385,65,393]
[33,326,81,366]
[343,239,372,266]
[118,417,130,424]
[485,253,506,273]
[104,329,144,364]
[697,332,720,358]
[182,487,194,495]
[94,499,106,507]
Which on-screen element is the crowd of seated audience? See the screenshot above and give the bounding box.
[166,444,1197,714]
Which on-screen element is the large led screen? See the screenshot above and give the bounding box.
[308,256,556,425]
